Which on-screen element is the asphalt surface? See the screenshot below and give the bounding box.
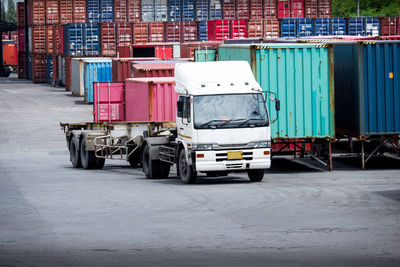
[0,75,400,267]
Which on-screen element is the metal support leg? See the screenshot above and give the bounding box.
[328,141,333,171]
[361,140,365,170]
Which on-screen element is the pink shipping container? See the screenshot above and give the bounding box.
[18,29,25,52]
[125,77,177,122]
[93,82,126,122]
[278,0,304,18]
[131,63,176,78]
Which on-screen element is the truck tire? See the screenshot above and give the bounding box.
[142,144,160,179]
[247,169,264,182]
[179,149,197,184]
[95,157,105,169]
[80,136,96,169]
[69,135,81,168]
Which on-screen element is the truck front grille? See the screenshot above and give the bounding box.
[215,151,253,162]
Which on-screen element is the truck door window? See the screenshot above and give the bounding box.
[183,97,191,123]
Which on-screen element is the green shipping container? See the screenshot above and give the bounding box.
[218,44,335,140]
[194,49,217,62]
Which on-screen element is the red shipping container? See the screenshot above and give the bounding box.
[133,23,149,44]
[117,46,132,57]
[208,20,231,40]
[18,52,27,79]
[264,0,277,18]
[116,23,133,46]
[74,0,87,23]
[54,25,64,55]
[128,0,141,23]
[3,43,18,66]
[93,82,126,122]
[115,0,128,22]
[318,0,331,18]
[18,29,25,53]
[131,44,173,60]
[380,17,400,36]
[247,19,264,38]
[125,77,177,122]
[231,19,247,39]
[148,22,165,43]
[250,0,263,19]
[278,0,290,18]
[32,26,46,54]
[60,0,73,24]
[112,57,160,82]
[305,0,317,18]
[223,0,236,19]
[165,22,181,42]
[290,0,304,18]
[17,2,25,27]
[46,0,59,24]
[27,0,46,26]
[236,0,250,19]
[181,21,198,42]
[101,23,117,56]
[131,63,176,78]
[32,54,47,83]
[46,26,54,54]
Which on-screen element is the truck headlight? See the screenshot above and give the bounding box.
[249,141,271,148]
[193,144,214,150]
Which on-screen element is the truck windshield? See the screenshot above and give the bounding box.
[194,94,269,129]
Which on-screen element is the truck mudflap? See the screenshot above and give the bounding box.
[193,148,271,172]
[143,137,171,161]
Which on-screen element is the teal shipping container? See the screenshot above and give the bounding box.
[84,59,112,104]
[333,41,400,138]
[218,44,335,140]
[194,49,217,62]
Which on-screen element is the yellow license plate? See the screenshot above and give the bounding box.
[227,151,243,160]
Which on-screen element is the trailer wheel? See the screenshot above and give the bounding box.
[179,149,197,184]
[95,157,105,169]
[69,135,81,168]
[142,144,161,179]
[247,170,264,182]
[80,136,96,169]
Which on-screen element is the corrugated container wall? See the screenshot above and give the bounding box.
[100,23,117,56]
[60,0,73,23]
[45,0,59,24]
[223,0,235,19]
[333,41,400,138]
[17,2,25,27]
[194,48,217,62]
[46,55,53,84]
[264,0,277,18]
[169,0,182,21]
[209,0,222,19]
[155,0,168,21]
[133,23,149,43]
[116,23,133,46]
[32,26,46,54]
[195,0,208,21]
[148,22,165,42]
[18,29,25,52]
[63,23,84,56]
[348,17,380,36]
[27,54,32,80]
[27,0,46,26]
[142,0,155,21]
[115,0,128,22]
[84,23,101,56]
[380,17,400,36]
[250,0,263,19]
[236,0,250,19]
[315,17,347,36]
[182,0,195,21]
[128,0,142,22]
[131,63,176,78]
[32,54,47,83]
[84,60,113,103]
[18,52,27,79]
[46,26,54,54]
[74,0,87,23]
[218,44,335,140]
[94,82,126,122]
[125,77,177,122]
[101,0,115,22]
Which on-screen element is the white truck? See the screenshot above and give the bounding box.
[61,61,279,184]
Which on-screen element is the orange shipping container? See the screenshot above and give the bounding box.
[101,23,117,56]
[32,26,46,54]
[46,26,54,54]
[148,22,165,43]
[74,0,87,23]
[2,43,18,66]
[116,23,132,46]
[46,0,59,24]
[115,0,128,22]
[32,54,47,83]
[128,0,141,23]
[133,23,149,44]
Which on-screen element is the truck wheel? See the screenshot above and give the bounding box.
[95,157,105,169]
[179,149,197,184]
[142,144,160,179]
[80,137,96,169]
[247,169,264,182]
[69,135,81,168]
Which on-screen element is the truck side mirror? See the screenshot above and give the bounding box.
[275,100,280,111]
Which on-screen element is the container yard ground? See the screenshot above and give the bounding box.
[0,76,400,266]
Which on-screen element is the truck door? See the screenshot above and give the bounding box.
[177,96,193,146]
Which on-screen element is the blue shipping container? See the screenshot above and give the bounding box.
[198,20,208,41]
[142,0,155,21]
[209,0,222,20]
[63,23,84,56]
[168,0,182,21]
[84,60,112,103]
[315,18,347,36]
[330,17,347,35]
[84,23,100,56]
[297,18,313,37]
[281,18,297,37]
[195,0,208,21]
[182,0,195,21]
[46,55,53,84]
[101,0,114,22]
[334,41,400,137]
[348,17,380,36]
[87,0,101,22]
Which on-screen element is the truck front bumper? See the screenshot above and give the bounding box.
[193,148,271,172]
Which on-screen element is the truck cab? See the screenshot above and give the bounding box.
[170,61,273,183]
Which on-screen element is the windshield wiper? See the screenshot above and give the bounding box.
[200,119,227,128]
[238,118,268,126]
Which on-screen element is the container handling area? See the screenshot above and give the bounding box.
[1,0,400,266]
